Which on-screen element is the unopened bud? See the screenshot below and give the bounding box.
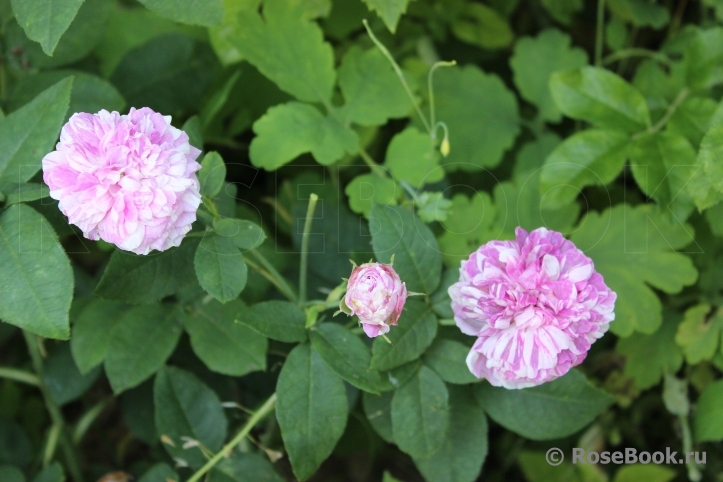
[440,138,450,157]
[342,262,407,338]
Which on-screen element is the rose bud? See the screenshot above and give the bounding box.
[339,261,408,338]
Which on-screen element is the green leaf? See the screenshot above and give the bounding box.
[213,218,266,250]
[0,77,72,184]
[693,379,723,442]
[476,369,614,440]
[15,0,113,69]
[70,299,128,374]
[539,129,630,209]
[236,300,307,343]
[550,66,650,133]
[110,34,218,116]
[382,472,403,482]
[370,205,442,294]
[667,96,717,148]
[423,339,478,385]
[0,466,24,482]
[607,0,670,28]
[345,173,399,217]
[517,451,581,482]
[675,303,723,364]
[339,46,412,126]
[276,343,348,481]
[570,204,697,336]
[632,59,684,108]
[683,27,723,89]
[95,238,200,304]
[209,452,284,482]
[310,322,386,393]
[432,66,519,171]
[208,0,259,66]
[438,192,498,267]
[606,17,628,50]
[44,343,100,406]
[504,132,584,241]
[510,29,588,123]
[629,132,697,220]
[154,366,228,468]
[10,0,83,54]
[361,0,410,33]
[391,365,449,458]
[8,71,125,122]
[662,374,689,417]
[384,359,421,389]
[95,6,206,77]
[430,268,458,319]
[185,299,267,376]
[363,390,394,443]
[200,70,242,128]
[250,102,358,169]
[31,464,64,482]
[612,465,676,482]
[105,304,183,393]
[0,204,73,339]
[0,183,48,205]
[120,381,158,445]
[183,115,204,151]
[371,300,437,371]
[451,3,513,49]
[616,311,684,390]
[198,152,226,198]
[227,0,335,103]
[0,419,32,468]
[704,0,723,22]
[415,192,453,224]
[194,233,248,303]
[540,0,582,24]
[414,385,488,482]
[138,463,179,482]
[137,0,223,27]
[688,124,723,210]
[384,127,443,188]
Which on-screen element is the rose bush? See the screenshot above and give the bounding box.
[0,0,722,481]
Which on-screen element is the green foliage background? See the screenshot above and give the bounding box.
[1,0,723,481]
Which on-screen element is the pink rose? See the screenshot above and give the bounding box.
[449,227,616,389]
[342,262,408,338]
[42,107,202,255]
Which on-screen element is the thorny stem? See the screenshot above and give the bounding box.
[299,194,319,303]
[23,332,84,482]
[187,394,277,482]
[246,250,297,302]
[595,0,605,66]
[363,19,432,134]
